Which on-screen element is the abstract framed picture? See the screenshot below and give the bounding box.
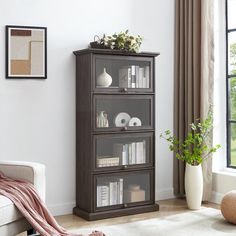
[6,25,47,79]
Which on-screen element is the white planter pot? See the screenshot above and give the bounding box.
[185,163,203,210]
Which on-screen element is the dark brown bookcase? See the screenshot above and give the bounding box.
[73,48,160,220]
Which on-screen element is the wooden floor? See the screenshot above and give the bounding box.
[18,199,219,235]
[56,198,219,231]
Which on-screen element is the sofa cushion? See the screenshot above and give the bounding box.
[0,195,23,226]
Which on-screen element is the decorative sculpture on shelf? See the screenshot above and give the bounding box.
[97,111,109,128]
[96,68,112,87]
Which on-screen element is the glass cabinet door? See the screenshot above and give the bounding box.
[93,55,153,92]
[94,133,153,169]
[94,95,153,131]
[95,171,153,209]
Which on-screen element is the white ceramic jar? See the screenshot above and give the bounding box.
[185,163,203,210]
[97,68,112,87]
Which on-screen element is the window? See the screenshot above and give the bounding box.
[226,0,236,168]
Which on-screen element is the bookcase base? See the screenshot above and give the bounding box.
[73,203,159,221]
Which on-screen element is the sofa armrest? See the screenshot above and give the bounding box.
[0,161,46,201]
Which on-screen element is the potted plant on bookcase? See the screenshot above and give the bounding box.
[160,110,221,210]
[90,30,143,53]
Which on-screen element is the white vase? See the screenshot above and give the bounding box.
[185,163,203,210]
[96,111,109,128]
[97,68,112,87]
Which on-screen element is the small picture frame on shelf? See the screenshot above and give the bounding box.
[6,25,47,79]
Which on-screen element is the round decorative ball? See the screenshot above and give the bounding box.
[221,190,236,224]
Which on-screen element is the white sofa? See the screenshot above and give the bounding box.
[0,161,46,236]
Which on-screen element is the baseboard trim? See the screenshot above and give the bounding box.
[48,188,175,216]
[48,202,76,216]
[210,191,224,204]
[48,191,221,216]
[156,188,174,200]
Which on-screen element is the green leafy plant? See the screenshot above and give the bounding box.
[160,110,221,166]
[90,30,143,53]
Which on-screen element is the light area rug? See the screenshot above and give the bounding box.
[69,208,236,236]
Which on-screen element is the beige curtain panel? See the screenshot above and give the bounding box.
[174,0,214,200]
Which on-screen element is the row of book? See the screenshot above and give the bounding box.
[119,65,150,88]
[97,178,123,207]
[97,156,120,167]
[113,140,146,165]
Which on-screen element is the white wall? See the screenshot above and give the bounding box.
[0,0,175,215]
[212,172,236,204]
[131,0,175,200]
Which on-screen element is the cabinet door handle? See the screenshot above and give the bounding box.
[122,165,128,169]
[122,127,128,131]
[121,88,128,92]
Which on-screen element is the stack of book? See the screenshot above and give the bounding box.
[97,156,120,167]
[113,140,146,165]
[97,178,124,207]
[118,65,150,88]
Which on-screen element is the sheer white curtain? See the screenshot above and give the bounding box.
[201,0,215,201]
[213,0,227,173]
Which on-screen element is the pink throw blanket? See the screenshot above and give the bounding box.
[0,172,104,236]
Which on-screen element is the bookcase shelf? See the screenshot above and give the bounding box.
[73,48,159,220]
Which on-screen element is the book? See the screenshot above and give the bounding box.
[98,178,124,207]
[131,65,136,88]
[113,141,147,166]
[119,65,148,88]
[103,185,109,206]
[119,178,124,204]
[122,144,128,165]
[97,185,102,207]
[97,184,109,207]
[119,67,131,88]
[144,66,150,88]
[128,143,132,164]
[135,66,139,88]
[97,156,120,167]
[117,181,120,204]
[131,142,136,164]
[109,181,118,205]
[138,67,144,88]
[136,142,143,164]
[143,140,146,163]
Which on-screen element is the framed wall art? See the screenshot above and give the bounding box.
[6,25,47,79]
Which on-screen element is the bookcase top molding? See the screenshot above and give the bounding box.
[73,48,160,57]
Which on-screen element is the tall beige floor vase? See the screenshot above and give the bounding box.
[185,164,203,210]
